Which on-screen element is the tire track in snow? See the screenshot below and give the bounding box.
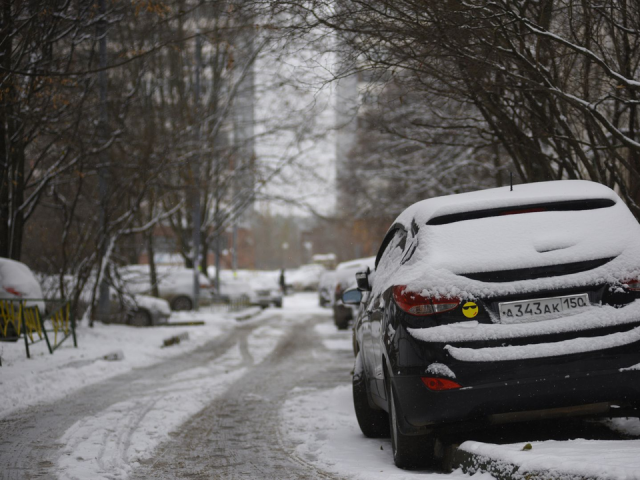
[0,316,281,480]
[130,313,351,480]
[55,322,287,480]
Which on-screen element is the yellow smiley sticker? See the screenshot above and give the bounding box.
[462,301,479,318]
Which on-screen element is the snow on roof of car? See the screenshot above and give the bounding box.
[372,180,640,300]
[336,256,376,271]
[0,258,45,311]
[393,180,617,227]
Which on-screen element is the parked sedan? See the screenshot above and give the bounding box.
[318,270,337,307]
[349,180,640,470]
[121,266,215,311]
[247,276,283,308]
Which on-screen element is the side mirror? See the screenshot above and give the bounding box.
[342,287,362,305]
[355,268,371,291]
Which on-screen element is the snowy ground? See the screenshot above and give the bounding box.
[280,299,640,480]
[280,381,640,480]
[2,293,640,479]
[0,304,267,418]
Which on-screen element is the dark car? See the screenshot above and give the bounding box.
[348,180,640,470]
[332,257,375,329]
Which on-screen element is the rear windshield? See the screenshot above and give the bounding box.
[426,199,615,226]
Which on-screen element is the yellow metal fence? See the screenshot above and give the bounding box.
[0,299,77,362]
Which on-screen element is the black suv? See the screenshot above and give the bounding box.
[348,180,640,469]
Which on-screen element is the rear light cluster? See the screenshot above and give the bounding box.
[3,286,21,296]
[392,285,459,316]
[421,377,461,391]
[623,279,640,291]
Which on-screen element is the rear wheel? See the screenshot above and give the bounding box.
[171,296,193,311]
[388,381,437,470]
[352,354,390,438]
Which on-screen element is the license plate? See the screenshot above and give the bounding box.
[499,294,590,323]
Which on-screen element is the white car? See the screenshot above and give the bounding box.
[247,276,283,308]
[285,264,326,291]
[217,279,258,305]
[318,270,337,307]
[120,266,215,311]
[39,272,171,326]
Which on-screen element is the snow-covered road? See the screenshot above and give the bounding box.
[1,293,639,480]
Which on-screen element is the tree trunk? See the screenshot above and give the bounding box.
[146,228,159,297]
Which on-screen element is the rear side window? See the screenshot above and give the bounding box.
[427,198,615,226]
[375,228,407,271]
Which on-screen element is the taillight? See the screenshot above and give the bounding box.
[3,286,22,296]
[200,284,210,289]
[622,279,640,291]
[421,377,461,391]
[392,285,460,316]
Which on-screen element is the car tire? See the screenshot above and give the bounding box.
[333,306,351,330]
[387,380,437,470]
[274,300,283,308]
[352,354,390,438]
[128,309,152,327]
[171,296,193,311]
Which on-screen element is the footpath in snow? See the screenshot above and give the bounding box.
[0,303,266,419]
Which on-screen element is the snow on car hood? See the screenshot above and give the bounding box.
[132,294,171,317]
[372,181,640,299]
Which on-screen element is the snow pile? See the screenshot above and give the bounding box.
[372,180,640,300]
[280,385,480,479]
[460,439,640,480]
[603,418,640,437]
[426,362,457,378]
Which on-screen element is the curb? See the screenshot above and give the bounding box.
[452,447,597,480]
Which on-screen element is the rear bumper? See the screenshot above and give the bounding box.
[392,365,640,435]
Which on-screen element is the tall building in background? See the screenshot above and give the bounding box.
[335,69,359,212]
[229,20,257,271]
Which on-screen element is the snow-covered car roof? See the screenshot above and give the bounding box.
[0,258,45,313]
[334,257,376,290]
[336,256,376,271]
[393,179,618,227]
[372,180,640,300]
